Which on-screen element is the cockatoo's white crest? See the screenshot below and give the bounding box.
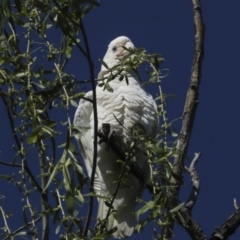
[98,36,135,79]
[74,36,158,238]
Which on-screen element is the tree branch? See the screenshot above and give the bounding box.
[3,216,42,240]
[164,0,205,237]
[98,123,153,193]
[38,148,49,240]
[79,18,98,237]
[0,95,42,193]
[175,152,206,240]
[185,152,201,212]
[178,207,207,240]
[210,205,240,240]
[172,0,204,190]
[0,160,22,167]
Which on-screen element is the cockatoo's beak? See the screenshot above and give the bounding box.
[125,41,134,51]
[117,41,134,57]
[98,37,135,79]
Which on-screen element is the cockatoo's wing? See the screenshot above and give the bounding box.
[74,36,158,239]
[73,91,101,193]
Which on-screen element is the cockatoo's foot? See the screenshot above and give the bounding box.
[98,123,116,145]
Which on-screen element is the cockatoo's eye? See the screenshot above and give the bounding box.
[112,46,118,53]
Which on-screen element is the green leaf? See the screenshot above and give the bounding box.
[0,174,12,181]
[66,193,74,215]
[169,202,185,213]
[63,162,71,193]
[70,99,78,107]
[55,14,71,36]
[15,72,28,78]
[72,92,85,99]
[146,143,163,154]
[91,235,107,240]
[43,151,67,192]
[75,190,84,203]
[135,219,148,233]
[42,125,58,137]
[15,231,27,236]
[65,45,72,59]
[136,201,154,220]
[27,125,42,144]
[176,210,187,226]
[167,127,178,137]
[55,225,61,234]
[146,201,155,210]
[72,158,84,176]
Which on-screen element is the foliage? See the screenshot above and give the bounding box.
[0,1,181,239]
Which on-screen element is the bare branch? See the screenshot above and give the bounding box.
[172,0,204,188]
[163,0,205,237]
[234,198,239,210]
[175,153,206,239]
[0,207,11,236]
[185,152,201,211]
[79,18,98,237]
[0,160,22,167]
[178,207,207,240]
[3,216,42,240]
[39,149,49,240]
[210,208,240,240]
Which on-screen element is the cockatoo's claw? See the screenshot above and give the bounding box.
[107,130,116,144]
[98,123,116,146]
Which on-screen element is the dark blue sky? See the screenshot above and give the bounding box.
[75,2,240,238]
[1,1,240,239]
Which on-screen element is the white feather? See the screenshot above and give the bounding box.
[74,36,158,238]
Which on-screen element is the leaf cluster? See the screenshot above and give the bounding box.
[0,0,98,239]
[0,1,183,239]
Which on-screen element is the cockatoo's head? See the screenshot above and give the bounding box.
[98,36,135,79]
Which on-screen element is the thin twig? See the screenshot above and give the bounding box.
[184,152,201,212]
[3,216,42,240]
[100,161,128,233]
[234,198,239,210]
[62,86,72,135]
[76,78,104,84]
[0,207,11,236]
[0,95,42,192]
[79,18,98,237]
[39,148,49,240]
[51,0,88,58]
[56,189,65,216]
[0,160,22,167]
[25,194,36,227]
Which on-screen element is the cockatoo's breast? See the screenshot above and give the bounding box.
[94,73,157,142]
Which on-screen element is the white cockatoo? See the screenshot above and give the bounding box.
[74,36,158,238]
